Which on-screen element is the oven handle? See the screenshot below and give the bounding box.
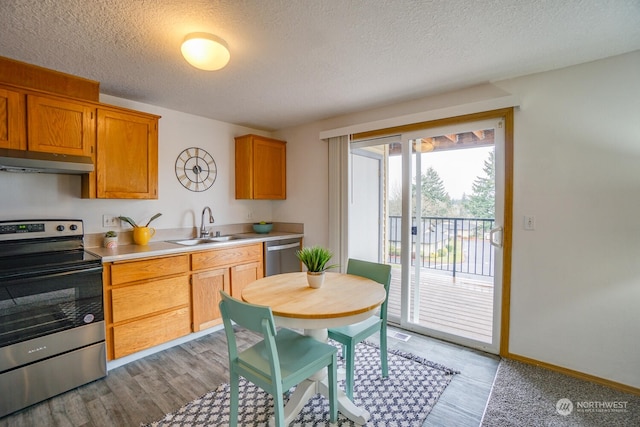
[41,265,103,276]
[1,264,103,283]
[267,242,301,252]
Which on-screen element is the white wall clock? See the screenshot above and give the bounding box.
[175,147,217,192]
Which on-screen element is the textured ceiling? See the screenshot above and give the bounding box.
[1,0,639,131]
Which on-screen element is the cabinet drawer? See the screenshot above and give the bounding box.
[111,275,190,323]
[192,243,262,271]
[112,307,191,359]
[111,254,189,285]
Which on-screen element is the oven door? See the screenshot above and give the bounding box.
[0,266,104,351]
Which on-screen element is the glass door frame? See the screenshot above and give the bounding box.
[350,108,514,356]
[399,117,504,354]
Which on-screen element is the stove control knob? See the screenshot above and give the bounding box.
[56,225,65,232]
[70,224,78,231]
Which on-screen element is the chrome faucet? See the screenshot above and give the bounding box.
[200,206,214,238]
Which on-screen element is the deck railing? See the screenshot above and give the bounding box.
[387,216,495,277]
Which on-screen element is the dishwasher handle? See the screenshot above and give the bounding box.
[267,242,301,252]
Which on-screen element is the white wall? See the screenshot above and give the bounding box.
[276,51,640,389]
[495,51,640,388]
[272,122,329,246]
[0,95,274,234]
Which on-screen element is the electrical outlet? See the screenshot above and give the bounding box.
[103,214,119,228]
[524,215,536,230]
[246,211,253,220]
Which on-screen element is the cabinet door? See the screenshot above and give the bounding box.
[0,87,26,149]
[26,94,94,156]
[94,108,158,199]
[253,137,286,199]
[235,134,286,199]
[230,261,263,299]
[192,268,230,331]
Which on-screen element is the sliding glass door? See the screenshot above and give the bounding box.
[348,118,505,353]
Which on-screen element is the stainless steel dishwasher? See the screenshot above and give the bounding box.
[264,238,302,276]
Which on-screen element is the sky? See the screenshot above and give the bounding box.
[389,145,494,200]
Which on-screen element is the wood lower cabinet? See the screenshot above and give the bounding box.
[191,243,263,331]
[104,254,191,360]
[192,268,230,331]
[112,306,191,359]
[230,261,263,299]
[104,243,264,359]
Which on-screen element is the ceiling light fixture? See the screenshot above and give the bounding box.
[181,32,230,71]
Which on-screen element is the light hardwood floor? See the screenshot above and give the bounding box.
[0,325,499,426]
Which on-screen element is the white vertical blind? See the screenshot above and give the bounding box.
[326,135,350,272]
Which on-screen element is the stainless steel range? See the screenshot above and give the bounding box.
[0,219,106,418]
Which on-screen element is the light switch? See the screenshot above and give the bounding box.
[524,215,535,230]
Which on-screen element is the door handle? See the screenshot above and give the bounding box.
[490,226,503,248]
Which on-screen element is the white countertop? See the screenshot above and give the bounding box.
[88,231,304,262]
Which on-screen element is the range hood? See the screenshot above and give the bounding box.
[0,148,94,174]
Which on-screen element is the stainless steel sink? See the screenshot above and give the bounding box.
[210,235,239,242]
[169,236,241,246]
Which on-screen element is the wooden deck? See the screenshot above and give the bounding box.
[386,266,494,343]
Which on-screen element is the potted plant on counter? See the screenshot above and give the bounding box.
[296,245,339,288]
[118,213,162,245]
[103,230,118,248]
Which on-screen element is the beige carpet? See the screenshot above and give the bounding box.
[481,359,639,426]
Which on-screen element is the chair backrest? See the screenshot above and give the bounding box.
[219,291,280,377]
[346,258,392,320]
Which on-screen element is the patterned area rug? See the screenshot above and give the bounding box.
[144,341,457,426]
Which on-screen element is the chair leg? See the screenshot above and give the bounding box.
[229,372,240,427]
[345,341,355,400]
[380,327,388,378]
[272,389,285,427]
[328,354,338,422]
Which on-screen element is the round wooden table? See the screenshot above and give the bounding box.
[242,271,386,425]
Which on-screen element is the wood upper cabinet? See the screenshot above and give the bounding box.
[82,107,159,199]
[235,134,286,199]
[0,86,26,150]
[26,94,95,156]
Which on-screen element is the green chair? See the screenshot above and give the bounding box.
[327,258,392,400]
[219,291,338,426]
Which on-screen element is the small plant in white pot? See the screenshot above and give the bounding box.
[103,231,118,248]
[296,246,338,288]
